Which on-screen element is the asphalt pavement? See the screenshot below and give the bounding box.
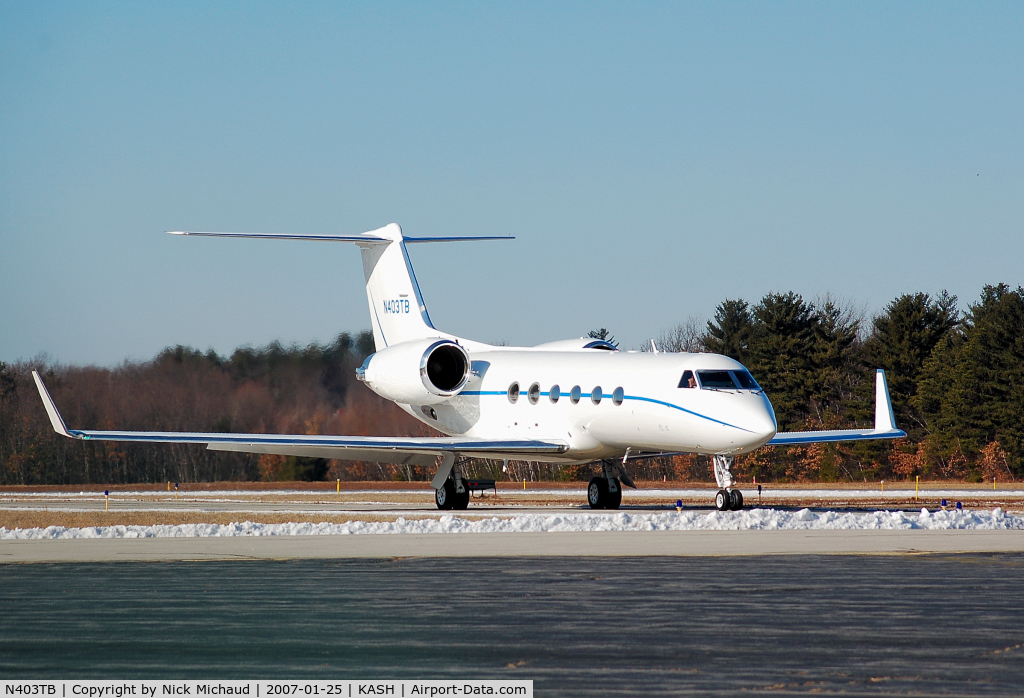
[2,556,1023,695]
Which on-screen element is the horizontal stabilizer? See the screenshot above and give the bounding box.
[404,236,514,243]
[167,230,514,244]
[169,224,513,352]
[167,231,390,243]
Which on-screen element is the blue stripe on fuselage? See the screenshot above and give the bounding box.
[458,391,751,433]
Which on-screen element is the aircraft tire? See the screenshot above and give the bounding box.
[715,489,729,511]
[588,477,607,509]
[452,487,470,510]
[730,489,744,511]
[435,480,455,510]
[605,479,622,509]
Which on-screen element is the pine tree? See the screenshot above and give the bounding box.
[746,292,819,430]
[703,299,752,362]
[810,298,861,426]
[587,328,617,347]
[863,292,959,433]
[918,284,1024,478]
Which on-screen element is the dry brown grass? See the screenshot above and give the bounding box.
[0,510,447,530]
[3,482,1023,531]
[1,479,1017,495]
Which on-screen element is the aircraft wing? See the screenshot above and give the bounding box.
[767,427,905,445]
[31,371,567,469]
[767,369,906,446]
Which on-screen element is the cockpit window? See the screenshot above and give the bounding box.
[697,370,738,389]
[733,370,760,390]
[678,370,697,389]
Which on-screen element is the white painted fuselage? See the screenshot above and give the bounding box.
[394,345,778,464]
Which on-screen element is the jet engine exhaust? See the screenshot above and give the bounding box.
[423,343,469,394]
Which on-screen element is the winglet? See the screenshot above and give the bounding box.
[31,371,74,439]
[874,369,897,432]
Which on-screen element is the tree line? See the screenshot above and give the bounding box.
[650,284,1022,483]
[0,333,436,485]
[1,284,1021,484]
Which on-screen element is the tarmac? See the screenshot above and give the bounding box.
[6,555,1024,693]
[4,528,1024,563]
[7,486,1023,694]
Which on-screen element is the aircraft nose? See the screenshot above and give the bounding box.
[748,398,777,441]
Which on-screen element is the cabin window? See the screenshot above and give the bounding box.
[733,370,760,390]
[528,383,540,404]
[697,370,738,389]
[508,382,520,403]
[678,370,697,388]
[549,384,561,403]
[612,387,624,405]
[570,385,582,404]
[591,386,603,404]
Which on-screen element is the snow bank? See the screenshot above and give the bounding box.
[632,488,1024,500]
[2,508,1023,539]
[3,488,1022,500]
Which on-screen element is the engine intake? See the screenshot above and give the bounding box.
[357,338,470,405]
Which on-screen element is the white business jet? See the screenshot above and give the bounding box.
[33,223,905,511]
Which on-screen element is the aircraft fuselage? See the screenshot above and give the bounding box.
[396,348,778,463]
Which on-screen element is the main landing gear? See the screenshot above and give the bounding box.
[435,461,470,510]
[588,460,626,510]
[588,476,622,509]
[712,454,744,511]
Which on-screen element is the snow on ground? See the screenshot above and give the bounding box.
[3,488,1022,499]
[632,488,1024,500]
[2,507,1023,539]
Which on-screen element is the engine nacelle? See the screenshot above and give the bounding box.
[356,338,470,405]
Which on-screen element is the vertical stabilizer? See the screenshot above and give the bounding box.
[357,224,441,350]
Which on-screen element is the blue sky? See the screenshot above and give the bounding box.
[2,2,1022,365]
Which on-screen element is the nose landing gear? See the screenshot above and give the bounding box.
[712,454,744,511]
[715,487,743,511]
